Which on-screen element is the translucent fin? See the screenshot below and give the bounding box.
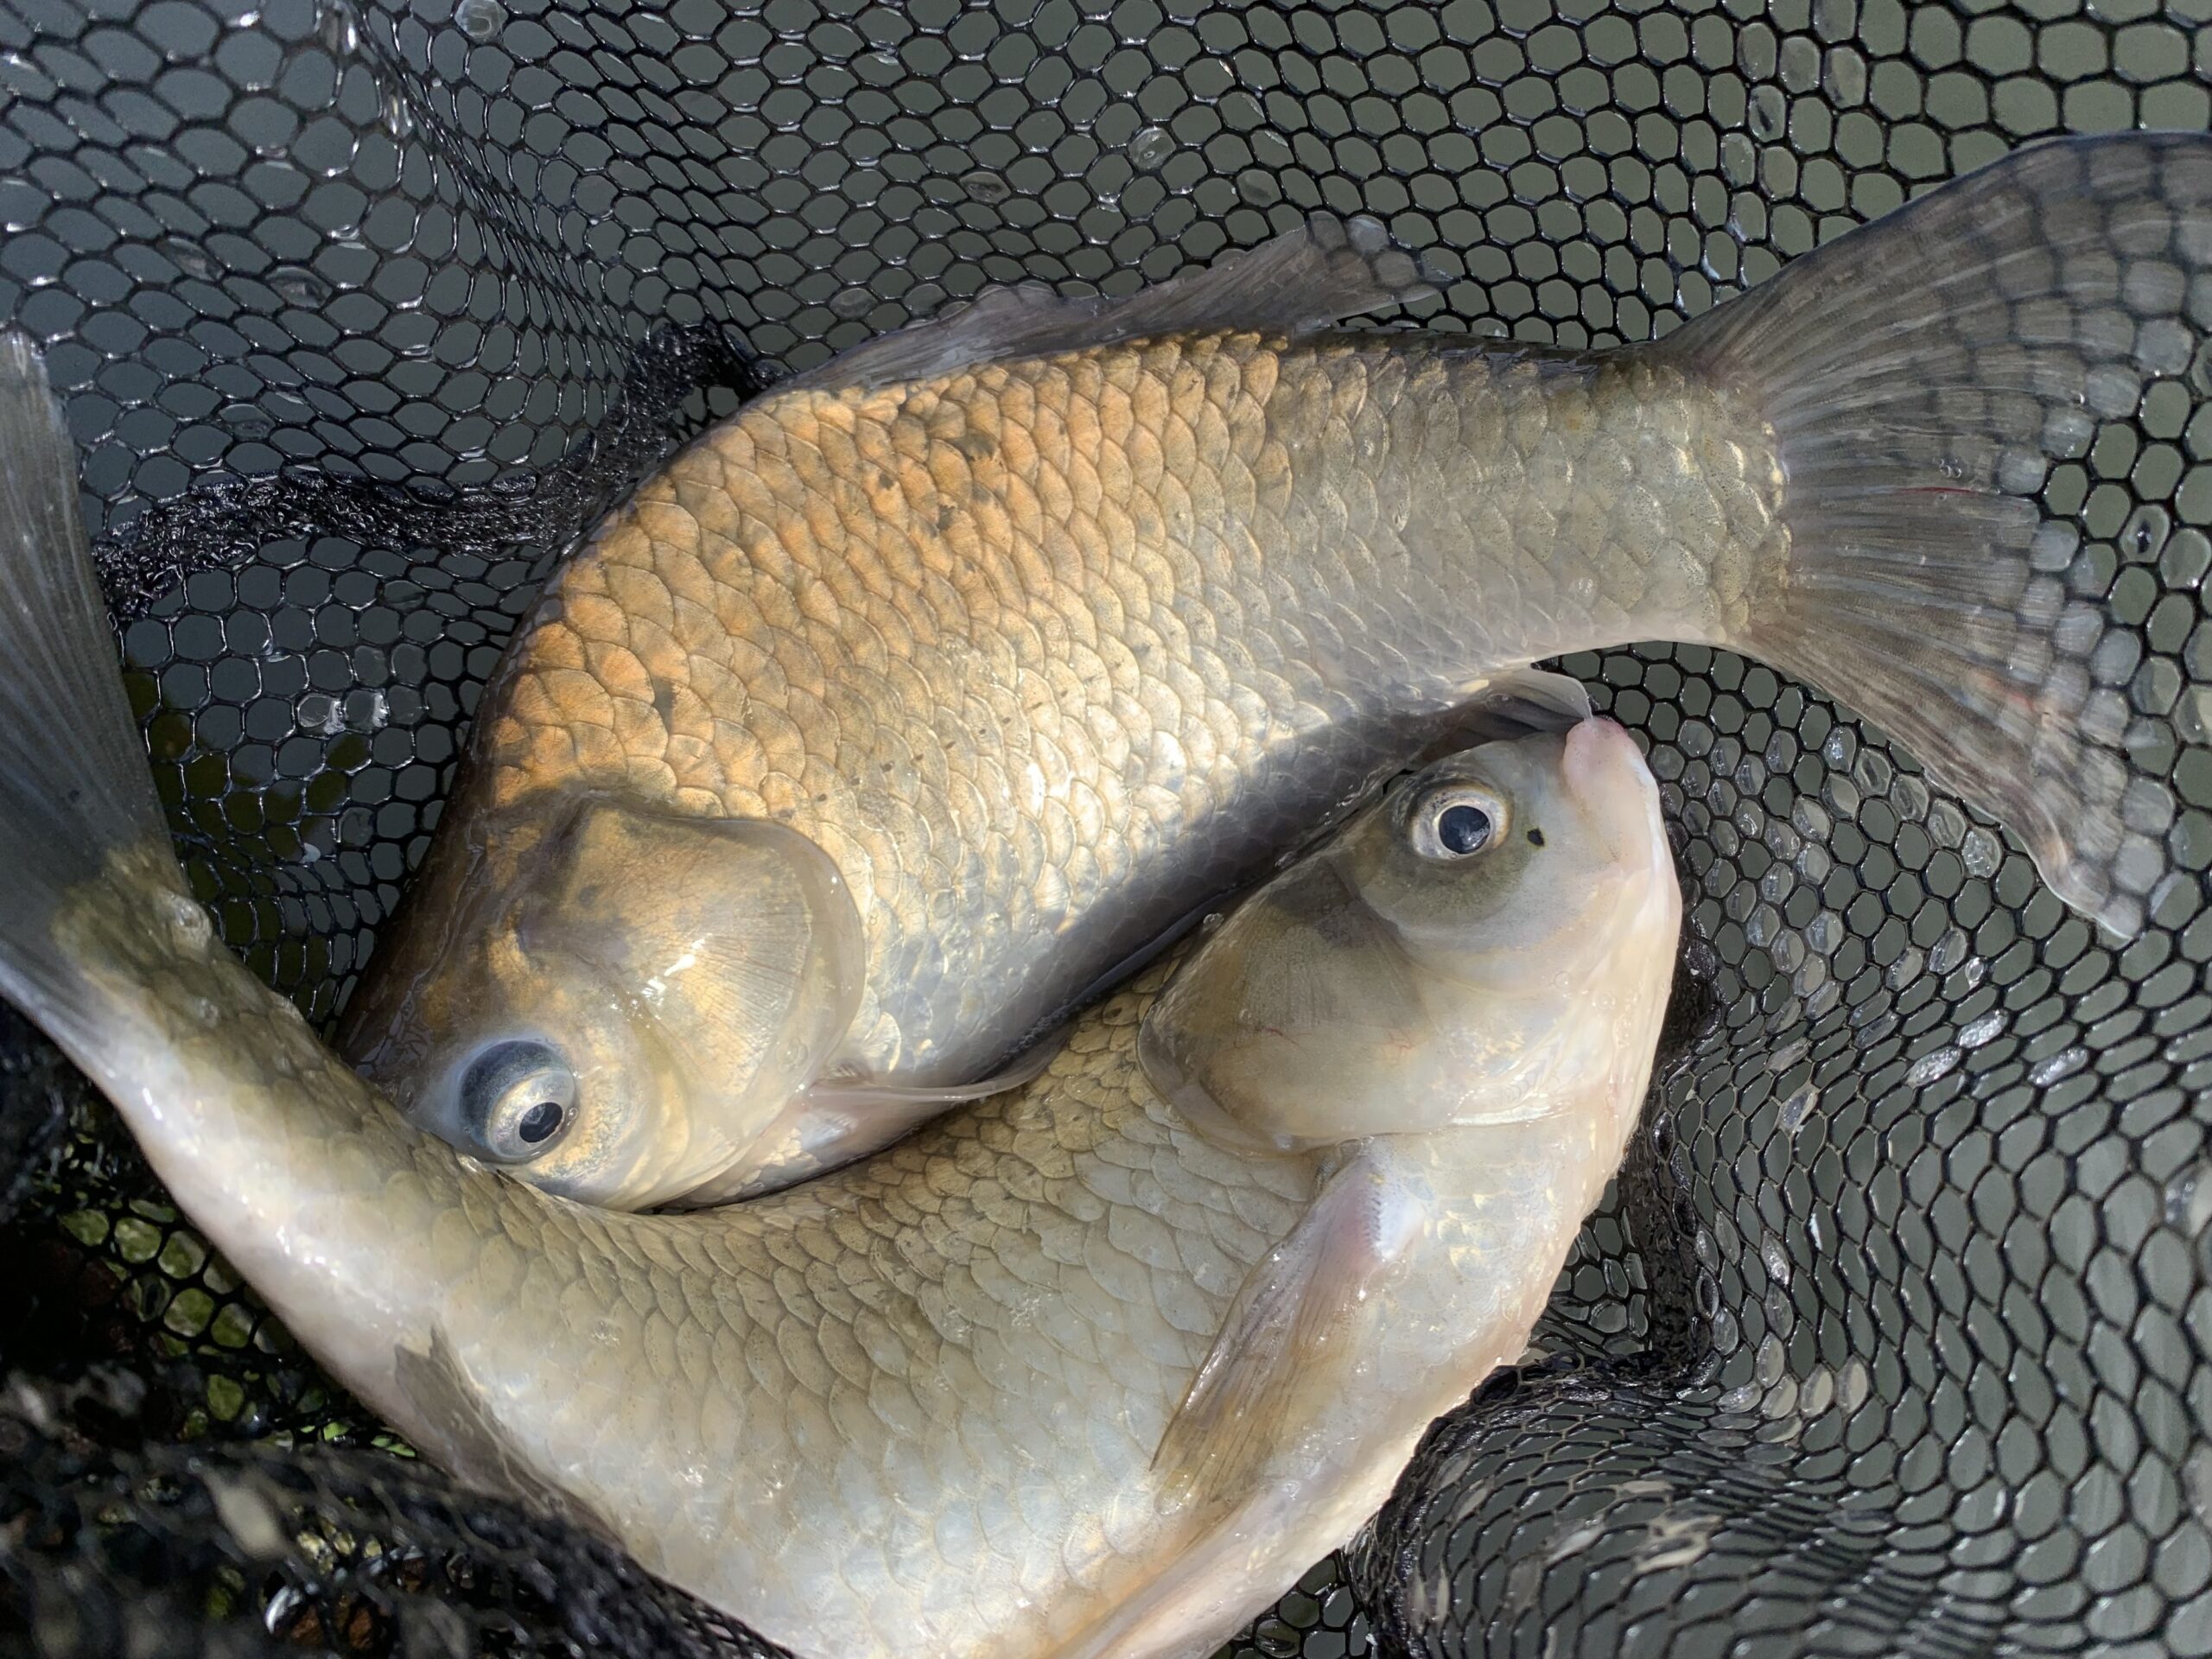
[394,1331,607,1529]
[798,1027,1060,1117]
[678,1029,1068,1204]
[1452,667,1593,739]
[1663,132,2212,939]
[0,331,182,1043]
[786,213,1439,394]
[1154,1143,1418,1510]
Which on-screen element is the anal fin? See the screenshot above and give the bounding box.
[1153,1142,1420,1510]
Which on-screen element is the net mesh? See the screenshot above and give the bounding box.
[2,0,2209,1654]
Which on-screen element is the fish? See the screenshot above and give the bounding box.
[330,131,2212,1211]
[0,323,1678,1658]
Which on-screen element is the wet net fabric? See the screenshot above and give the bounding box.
[2,0,2210,1654]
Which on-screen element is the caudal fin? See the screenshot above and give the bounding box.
[0,331,179,1042]
[1666,132,2212,939]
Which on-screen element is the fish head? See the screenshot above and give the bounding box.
[1140,718,1681,1151]
[342,792,865,1209]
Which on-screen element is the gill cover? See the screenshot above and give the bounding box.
[1140,720,1678,1152]
[406,794,865,1210]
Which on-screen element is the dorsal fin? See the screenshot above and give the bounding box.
[784,213,1440,395]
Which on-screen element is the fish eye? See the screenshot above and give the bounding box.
[1408,785,1508,861]
[459,1039,579,1163]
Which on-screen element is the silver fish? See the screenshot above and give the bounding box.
[0,327,1676,1658]
[338,132,2209,1209]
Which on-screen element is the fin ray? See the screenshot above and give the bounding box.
[787,214,1437,394]
[1153,1143,1415,1509]
[1664,132,2212,938]
[0,331,182,1045]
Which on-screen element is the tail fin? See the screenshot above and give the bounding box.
[0,330,179,1042]
[1664,132,2212,939]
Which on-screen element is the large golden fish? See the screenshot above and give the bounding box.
[0,337,1678,1657]
[339,133,2207,1207]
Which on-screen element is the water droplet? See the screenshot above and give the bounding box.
[2025,1052,2079,1092]
[1928,925,1971,975]
[383,91,413,139]
[1128,124,1173,170]
[1959,1010,2005,1049]
[223,404,272,439]
[162,238,219,282]
[1851,751,1892,796]
[454,0,503,41]
[1839,1357,1871,1412]
[1905,1046,1961,1087]
[1750,86,1785,139]
[350,688,390,732]
[2165,1163,2212,1235]
[1801,1366,1835,1417]
[1961,827,2002,877]
[268,266,330,306]
[297,693,343,735]
[1761,1235,1791,1287]
[830,286,874,320]
[318,0,359,54]
[1778,1082,1819,1135]
[2123,504,2171,563]
[961,168,1010,206]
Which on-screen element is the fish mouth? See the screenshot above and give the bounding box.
[1560,717,1671,882]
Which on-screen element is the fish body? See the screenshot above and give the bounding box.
[43,863,1658,1659]
[0,336,1679,1656]
[341,133,2212,1208]
[346,335,1732,1195]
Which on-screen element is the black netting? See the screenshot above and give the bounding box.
[2,0,2209,1655]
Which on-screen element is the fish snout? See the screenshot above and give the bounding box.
[1560,716,1672,887]
[1560,716,1651,810]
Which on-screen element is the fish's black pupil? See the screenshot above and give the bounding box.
[1437,804,1492,855]
[518,1101,564,1144]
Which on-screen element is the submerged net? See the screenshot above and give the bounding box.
[2,0,2209,1654]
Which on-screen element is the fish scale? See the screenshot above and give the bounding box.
[466,332,1747,1083]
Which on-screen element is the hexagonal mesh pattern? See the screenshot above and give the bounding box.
[1,0,2209,1656]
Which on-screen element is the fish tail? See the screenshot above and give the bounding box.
[1665,131,2212,939]
[0,330,183,1046]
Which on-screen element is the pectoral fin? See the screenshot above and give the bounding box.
[798,1027,1063,1118]
[676,1032,1069,1203]
[393,1331,611,1536]
[1154,1144,1419,1510]
[1444,668,1593,741]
